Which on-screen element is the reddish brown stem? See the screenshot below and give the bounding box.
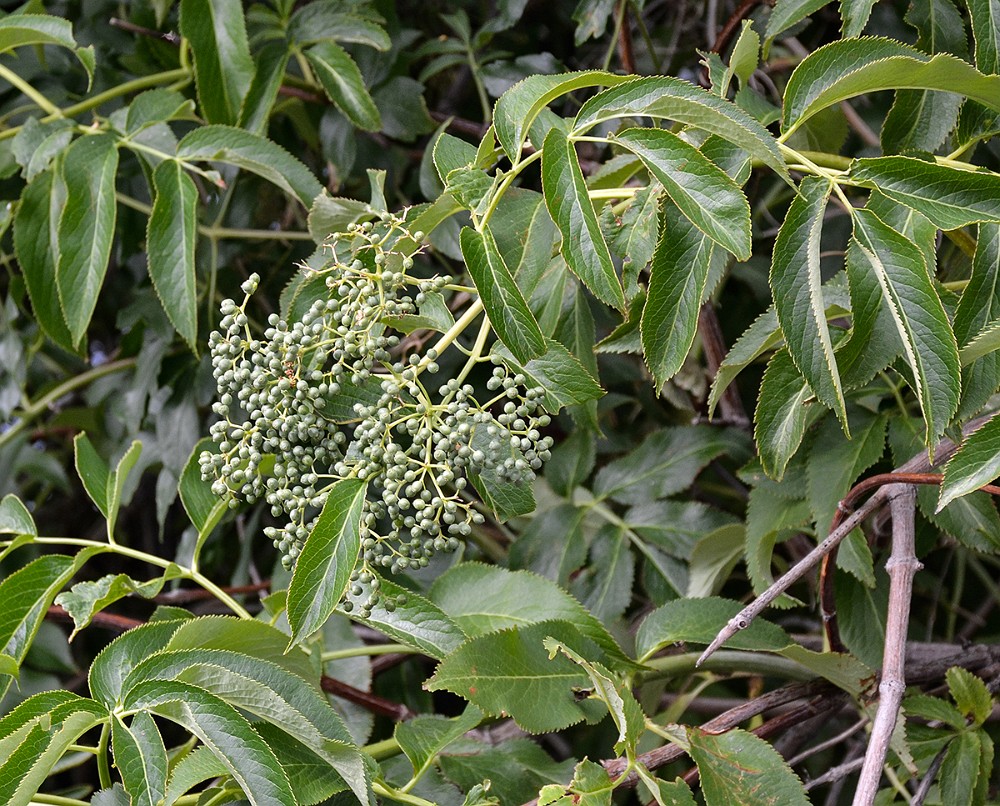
[820,472,1000,651]
[320,675,414,721]
[47,605,142,632]
[617,2,636,74]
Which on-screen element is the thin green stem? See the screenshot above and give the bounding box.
[2,536,252,618]
[642,650,818,681]
[478,149,544,228]
[364,736,401,761]
[373,781,438,806]
[0,68,190,141]
[116,193,312,242]
[0,62,61,116]
[0,358,136,450]
[415,300,485,375]
[29,796,91,806]
[96,721,112,790]
[320,643,418,661]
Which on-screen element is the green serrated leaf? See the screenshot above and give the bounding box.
[89,620,189,707]
[460,227,546,362]
[425,620,606,733]
[340,573,467,659]
[770,177,848,429]
[688,726,810,805]
[615,128,750,259]
[395,705,483,783]
[851,208,960,446]
[112,712,167,806]
[179,0,254,125]
[938,415,1000,509]
[851,157,1000,230]
[573,76,788,181]
[287,478,367,646]
[0,14,93,80]
[494,70,625,162]
[178,125,322,208]
[495,338,603,413]
[635,597,791,662]
[754,349,812,480]
[148,159,198,349]
[946,666,994,726]
[0,494,36,537]
[56,134,119,347]
[941,731,982,805]
[237,41,291,134]
[429,564,631,670]
[124,680,297,806]
[765,0,828,47]
[55,569,182,638]
[545,640,643,755]
[841,0,876,37]
[542,128,625,310]
[782,37,1000,135]
[13,169,76,352]
[305,41,381,131]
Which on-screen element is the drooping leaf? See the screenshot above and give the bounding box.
[494,70,624,162]
[460,227,546,362]
[640,203,714,388]
[287,478,367,646]
[573,76,787,180]
[938,415,1000,509]
[954,223,1000,417]
[124,680,296,806]
[495,338,603,412]
[56,134,119,347]
[305,42,381,132]
[179,0,254,125]
[55,568,183,638]
[614,128,751,259]
[542,128,625,310]
[782,37,1000,136]
[754,349,813,480]
[851,157,1000,230]
[0,14,94,79]
[13,170,75,351]
[0,495,36,537]
[851,208,960,445]
[148,159,198,350]
[840,0,876,37]
[112,712,168,806]
[340,574,467,659]
[765,0,828,47]
[770,176,847,428]
[687,726,810,806]
[544,640,644,755]
[178,126,322,208]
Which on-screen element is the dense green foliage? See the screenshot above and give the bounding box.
[2,0,1000,804]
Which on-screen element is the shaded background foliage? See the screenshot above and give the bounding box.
[1,0,1000,804]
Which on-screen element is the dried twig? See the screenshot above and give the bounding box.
[853,485,919,806]
[700,414,995,665]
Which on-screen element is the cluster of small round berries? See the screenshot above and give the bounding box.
[201,217,554,615]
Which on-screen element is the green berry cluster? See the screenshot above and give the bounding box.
[201,216,554,613]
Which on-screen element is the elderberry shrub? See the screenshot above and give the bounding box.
[201,215,553,614]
